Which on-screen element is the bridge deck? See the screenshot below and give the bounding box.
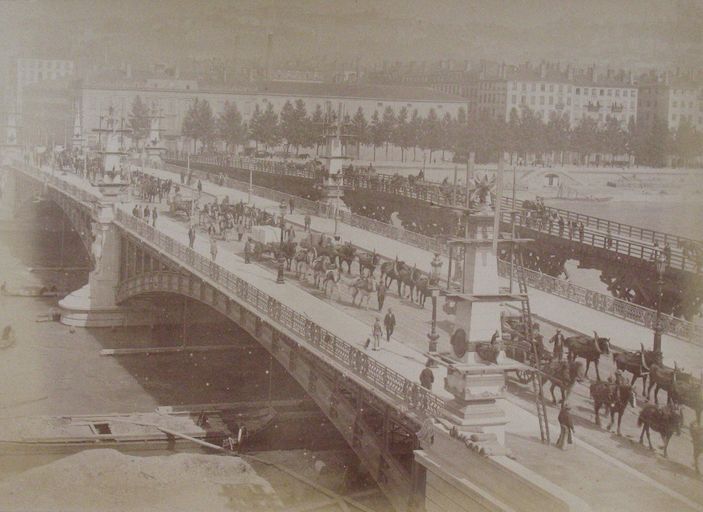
[12,161,703,511]
[143,165,703,373]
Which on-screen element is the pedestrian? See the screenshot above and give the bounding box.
[549,328,565,360]
[237,220,245,242]
[132,204,139,217]
[555,403,575,450]
[364,338,371,350]
[558,216,564,237]
[663,242,671,265]
[209,234,218,261]
[384,308,396,341]
[151,207,158,227]
[376,280,386,312]
[188,224,196,249]
[143,205,150,221]
[304,214,311,232]
[420,360,434,390]
[372,318,383,351]
[244,237,252,264]
[197,179,202,193]
[578,222,584,243]
[289,197,294,214]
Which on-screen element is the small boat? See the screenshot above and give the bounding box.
[0,404,278,455]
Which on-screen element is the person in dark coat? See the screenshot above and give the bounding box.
[188,225,196,249]
[143,205,150,221]
[151,207,158,227]
[304,214,311,231]
[244,238,252,264]
[556,403,575,449]
[377,280,387,311]
[289,197,294,214]
[549,329,565,360]
[420,360,434,389]
[383,309,396,341]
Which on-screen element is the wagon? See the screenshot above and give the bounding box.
[169,193,194,220]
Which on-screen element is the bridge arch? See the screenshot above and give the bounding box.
[11,169,95,262]
[116,270,427,511]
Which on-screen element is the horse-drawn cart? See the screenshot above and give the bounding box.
[501,311,552,384]
[249,225,284,261]
[168,192,194,220]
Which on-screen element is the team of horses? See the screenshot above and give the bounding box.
[522,330,701,471]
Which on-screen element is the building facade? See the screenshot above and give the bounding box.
[637,74,703,133]
[15,58,74,112]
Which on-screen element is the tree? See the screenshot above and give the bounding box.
[421,108,443,162]
[381,106,396,158]
[259,102,280,150]
[440,112,453,160]
[248,103,263,150]
[351,107,368,157]
[369,111,385,161]
[129,95,150,149]
[408,109,423,160]
[289,99,309,154]
[181,98,214,152]
[279,100,297,155]
[217,101,246,154]
[571,116,599,164]
[310,104,325,155]
[546,111,571,165]
[393,106,410,162]
[672,118,701,167]
[601,116,626,163]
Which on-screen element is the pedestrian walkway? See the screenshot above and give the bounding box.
[143,165,703,373]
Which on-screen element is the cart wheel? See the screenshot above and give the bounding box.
[515,370,533,384]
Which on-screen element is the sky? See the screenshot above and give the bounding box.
[0,0,701,69]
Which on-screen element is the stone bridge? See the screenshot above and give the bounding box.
[0,160,588,512]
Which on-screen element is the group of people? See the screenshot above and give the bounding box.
[131,203,158,227]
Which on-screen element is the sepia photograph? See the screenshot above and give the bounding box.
[0,1,702,510]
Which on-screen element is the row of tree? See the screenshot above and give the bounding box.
[148,95,703,168]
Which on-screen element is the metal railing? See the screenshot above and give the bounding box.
[503,196,702,257]
[12,163,102,207]
[501,206,700,273]
[114,209,442,416]
[497,260,702,345]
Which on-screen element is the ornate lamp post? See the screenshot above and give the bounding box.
[277,201,286,284]
[652,251,667,355]
[427,287,441,367]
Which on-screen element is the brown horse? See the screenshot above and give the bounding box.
[539,360,584,404]
[590,379,635,435]
[357,250,380,277]
[638,403,683,458]
[564,331,611,381]
[380,258,408,295]
[613,343,658,396]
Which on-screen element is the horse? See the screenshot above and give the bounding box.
[590,379,635,435]
[638,403,683,458]
[398,264,420,301]
[336,243,356,274]
[539,360,584,405]
[414,275,430,307]
[357,250,380,277]
[293,247,311,277]
[322,266,342,299]
[344,275,377,310]
[670,371,703,426]
[311,255,331,289]
[277,241,297,270]
[613,343,658,396]
[564,331,611,381]
[380,258,407,294]
[644,356,693,405]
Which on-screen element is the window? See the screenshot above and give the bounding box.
[549,84,554,92]
[600,89,604,96]
[512,82,517,90]
[540,96,545,105]
[549,96,553,105]
[567,97,571,106]
[521,83,526,91]
[576,88,580,95]
[615,89,620,97]
[623,90,628,97]
[521,95,526,104]
[540,84,545,92]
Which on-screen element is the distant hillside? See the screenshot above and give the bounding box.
[1,0,701,70]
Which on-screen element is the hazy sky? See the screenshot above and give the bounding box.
[1,0,701,68]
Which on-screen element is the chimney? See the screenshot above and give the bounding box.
[265,31,273,80]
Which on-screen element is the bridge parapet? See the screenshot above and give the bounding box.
[114,209,443,417]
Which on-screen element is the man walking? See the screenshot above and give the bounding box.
[383,309,396,342]
[371,318,383,351]
[549,329,565,360]
[420,361,435,390]
[188,225,196,249]
[244,237,252,264]
[151,207,158,227]
[376,280,386,312]
[289,197,294,214]
[304,214,311,232]
[143,205,150,221]
[209,234,218,261]
[555,403,575,450]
